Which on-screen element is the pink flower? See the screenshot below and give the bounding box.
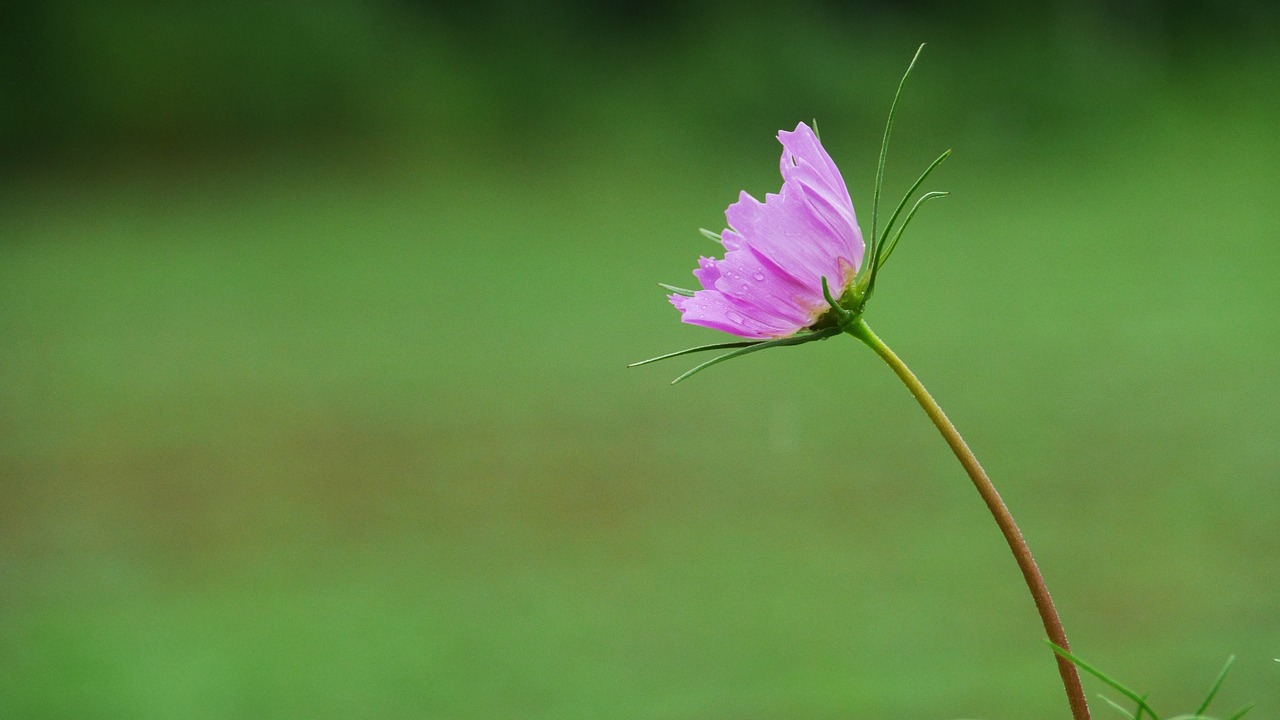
[670,122,865,339]
[640,49,949,383]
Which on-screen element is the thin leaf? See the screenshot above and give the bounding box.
[670,327,841,384]
[870,43,926,257]
[1226,704,1254,720]
[698,228,722,243]
[628,340,760,368]
[876,148,951,261]
[1098,694,1137,719]
[1194,655,1235,717]
[876,191,949,270]
[658,283,697,297]
[1049,642,1162,720]
[1134,692,1154,720]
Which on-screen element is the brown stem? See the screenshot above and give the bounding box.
[850,319,1090,720]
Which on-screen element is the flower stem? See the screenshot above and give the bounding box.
[848,319,1091,720]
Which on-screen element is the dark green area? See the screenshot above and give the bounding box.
[3,3,1279,718]
[4,0,1278,161]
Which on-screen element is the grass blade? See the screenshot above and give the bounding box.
[1098,694,1137,719]
[1193,655,1235,717]
[1048,642,1162,720]
[1226,703,1254,720]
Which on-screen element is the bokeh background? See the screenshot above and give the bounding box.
[3,1,1279,718]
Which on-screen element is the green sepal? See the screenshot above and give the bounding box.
[658,283,697,297]
[821,276,853,322]
[669,326,842,384]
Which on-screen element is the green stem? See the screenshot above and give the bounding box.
[848,319,1091,720]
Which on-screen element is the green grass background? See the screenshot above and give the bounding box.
[3,6,1279,718]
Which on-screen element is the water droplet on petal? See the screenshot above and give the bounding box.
[752,272,766,282]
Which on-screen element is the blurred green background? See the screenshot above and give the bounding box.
[2,1,1279,718]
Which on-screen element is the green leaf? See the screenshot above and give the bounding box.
[876,148,951,264]
[1134,692,1154,720]
[628,340,761,368]
[1226,704,1254,720]
[1048,642,1162,720]
[670,327,842,384]
[1098,694,1137,719]
[876,191,949,270]
[698,228,722,243]
[870,43,926,259]
[1193,655,1235,717]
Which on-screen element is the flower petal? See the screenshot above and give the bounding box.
[778,122,851,208]
[675,254,813,337]
[724,184,857,293]
[711,248,818,326]
[778,123,863,274]
[669,121,865,340]
[669,289,795,339]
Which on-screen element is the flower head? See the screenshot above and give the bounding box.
[637,45,948,383]
[669,122,864,339]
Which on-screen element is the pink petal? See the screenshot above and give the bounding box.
[691,256,721,290]
[778,122,851,207]
[669,290,796,339]
[778,125,863,272]
[711,247,820,328]
[724,184,858,291]
[668,121,865,340]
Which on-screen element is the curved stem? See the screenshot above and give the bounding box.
[849,319,1091,720]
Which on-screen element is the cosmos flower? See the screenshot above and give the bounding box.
[642,47,949,384]
[642,48,1097,720]
[669,122,864,339]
